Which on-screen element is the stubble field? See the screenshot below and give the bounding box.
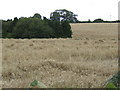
[1,23,118,88]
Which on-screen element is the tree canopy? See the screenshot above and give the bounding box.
[50,9,78,23]
[2,13,72,39]
[93,18,104,23]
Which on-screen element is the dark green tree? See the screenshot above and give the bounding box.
[93,18,104,23]
[61,21,72,38]
[12,17,54,38]
[2,13,73,39]
[2,20,13,38]
[33,13,41,19]
[50,9,78,23]
[50,12,61,21]
[88,19,91,23]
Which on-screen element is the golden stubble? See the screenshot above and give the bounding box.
[2,23,118,88]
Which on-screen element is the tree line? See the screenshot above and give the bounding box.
[77,18,120,23]
[2,13,72,39]
[2,9,120,39]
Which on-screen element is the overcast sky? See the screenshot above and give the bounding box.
[0,0,119,21]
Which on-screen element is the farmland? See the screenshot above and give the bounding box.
[1,23,118,88]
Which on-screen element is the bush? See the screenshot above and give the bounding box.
[2,14,72,39]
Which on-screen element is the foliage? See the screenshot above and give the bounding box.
[104,71,120,89]
[2,20,13,38]
[12,17,54,38]
[105,83,117,88]
[2,13,72,39]
[50,9,78,23]
[30,80,47,88]
[93,18,104,23]
[61,21,72,38]
[33,13,41,19]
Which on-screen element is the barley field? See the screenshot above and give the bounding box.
[1,23,118,88]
